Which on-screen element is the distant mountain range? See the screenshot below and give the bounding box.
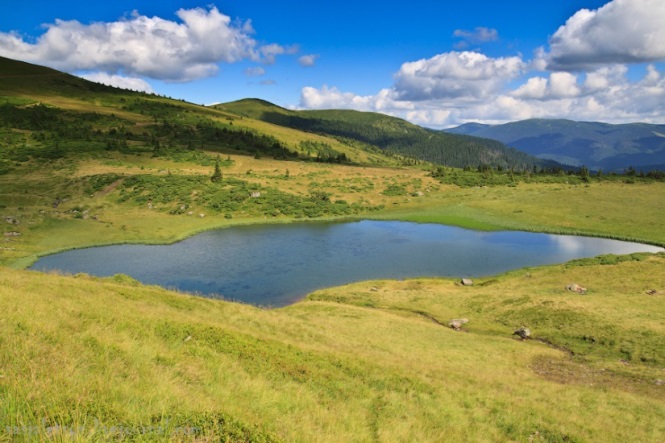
[444,119,665,171]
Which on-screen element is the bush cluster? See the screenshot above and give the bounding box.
[115,173,381,219]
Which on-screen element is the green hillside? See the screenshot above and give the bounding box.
[219,98,549,170]
[0,57,414,176]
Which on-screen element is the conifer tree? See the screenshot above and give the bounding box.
[211,155,223,183]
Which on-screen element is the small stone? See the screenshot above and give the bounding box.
[461,278,473,286]
[370,287,379,292]
[3,231,20,236]
[449,318,469,331]
[199,213,205,218]
[566,283,587,294]
[513,326,531,340]
[655,379,664,386]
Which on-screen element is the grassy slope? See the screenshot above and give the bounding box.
[373,181,665,245]
[1,256,664,442]
[0,57,393,167]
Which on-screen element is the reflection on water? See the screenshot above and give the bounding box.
[31,220,663,307]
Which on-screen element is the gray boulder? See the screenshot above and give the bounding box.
[448,318,469,331]
[513,327,531,340]
[566,283,587,294]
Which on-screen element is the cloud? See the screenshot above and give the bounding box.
[0,6,292,82]
[393,51,525,101]
[244,67,266,77]
[298,54,319,67]
[453,27,498,49]
[300,0,665,128]
[260,79,276,86]
[454,65,665,126]
[301,62,665,128]
[548,72,581,98]
[79,72,154,93]
[260,43,299,65]
[583,65,628,92]
[547,0,665,70]
[300,85,408,112]
[511,77,548,99]
[300,85,378,110]
[298,0,665,129]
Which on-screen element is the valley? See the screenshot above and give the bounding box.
[1,56,664,442]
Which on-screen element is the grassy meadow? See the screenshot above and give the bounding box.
[2,150,664,442]
[1,56,665,441]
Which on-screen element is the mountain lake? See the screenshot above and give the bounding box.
[30,220,664,307]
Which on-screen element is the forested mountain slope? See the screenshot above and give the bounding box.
[219,98,553,170]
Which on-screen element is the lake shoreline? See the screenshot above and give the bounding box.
[15,210,665,270]
[30,219,664,308]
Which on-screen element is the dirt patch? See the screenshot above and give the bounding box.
[533,337,574,356]
[98,178,125,197]
[531,355,665,400]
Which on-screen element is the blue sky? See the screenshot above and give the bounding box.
[1,0,664,127]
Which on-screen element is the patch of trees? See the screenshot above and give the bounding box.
[122,99,187,120]
[0,102,302,163]
[430,163,665,187]
[298,140,349,163]
[0,103,136,160]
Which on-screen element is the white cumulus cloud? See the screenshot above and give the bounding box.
[453,27,498,49]
[298,54,319,67]
[300,85,393,111]
[393,51,525,101]
[79,72,154,93]
[260,43,299,65]
[0,7,293,82]
[300,62,665,128]
[244,67,266,77]
[512,77,548,99]
[547,0,665,71]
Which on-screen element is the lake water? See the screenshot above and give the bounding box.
[30,220,663,307]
